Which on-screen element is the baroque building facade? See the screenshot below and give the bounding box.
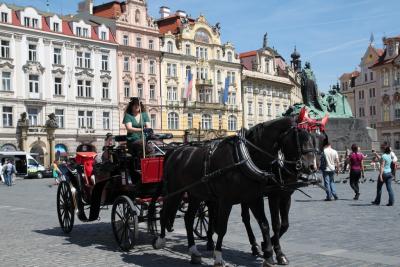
[92,0,162,133]
[157,8,242,140]
[0,3,118,165]
[240,39,302,128]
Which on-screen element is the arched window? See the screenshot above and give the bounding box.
[168,112,179,130]
[228,115,237,131]
[187,113,193,129]
[201,114,212,130]
[167,41,173,53]
[227,51,233,62]
[135,9,140,23]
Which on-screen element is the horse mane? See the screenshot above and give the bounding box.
[246,116,295,146]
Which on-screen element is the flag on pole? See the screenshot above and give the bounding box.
[222,77,229,105]
[184,71,193,99]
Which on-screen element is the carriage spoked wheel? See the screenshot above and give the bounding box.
[111,195,139,251]
[194,201,209,240]
[57,181,75,234]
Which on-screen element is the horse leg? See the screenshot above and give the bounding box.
[276,194,292,265]
[248,198,274,267]
[241,202,261,256]
[206,201,216,251]
[214,202,232,267]
[269,194,290,265]
[185,196,202,264]
[153,193,182,249]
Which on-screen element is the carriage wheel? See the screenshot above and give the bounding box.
[57,181,75,233]
[111,195,138,251]
[194,201,209,240]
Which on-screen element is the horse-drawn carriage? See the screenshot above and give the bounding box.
[56,131,209,251]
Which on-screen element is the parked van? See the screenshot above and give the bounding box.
[0,151,50,179]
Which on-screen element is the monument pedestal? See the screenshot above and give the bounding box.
[325,118,378,151]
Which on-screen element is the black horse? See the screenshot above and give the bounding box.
[239,115,329,265]
[153,116,318,267]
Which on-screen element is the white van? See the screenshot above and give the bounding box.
[0,151,49,179]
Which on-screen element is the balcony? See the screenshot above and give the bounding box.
[377,121,400,128]
[196,79,213,86]
[187,101,225,110]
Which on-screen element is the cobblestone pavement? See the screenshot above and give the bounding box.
[0,172,399,267]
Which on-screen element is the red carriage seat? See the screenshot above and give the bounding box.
[75,152,97,185]
[140,157,164,184]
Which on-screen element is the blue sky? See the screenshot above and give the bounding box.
[8,0,399,91]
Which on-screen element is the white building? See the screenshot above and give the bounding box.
[0,3,118,165]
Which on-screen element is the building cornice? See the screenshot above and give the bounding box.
[242,69,292,86]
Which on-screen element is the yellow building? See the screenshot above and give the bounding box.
[157,8,242,140]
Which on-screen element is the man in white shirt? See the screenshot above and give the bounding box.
[322,142,340,201]
[389,147,397,181]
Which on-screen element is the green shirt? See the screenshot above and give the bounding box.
[123,112,150,142]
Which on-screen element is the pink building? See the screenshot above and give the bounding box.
[92,0,161,133]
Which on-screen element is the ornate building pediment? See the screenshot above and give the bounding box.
[100,73,112,81]
[22,61,45,74]
[52,68,65,75]
[0,61,14,70]
[75,69,94,78]
[148,77,157,84]
[122,73,132,81]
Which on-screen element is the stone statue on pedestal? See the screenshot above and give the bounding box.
[45,113,58,129]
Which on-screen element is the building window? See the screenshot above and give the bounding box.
[101,55,109,71]
[1,12,8,23]
[85,81,92,98]
[167,86,177,101]
[53,48,62,65]
[53,22,59,32]
[370,72,373,81]
[149,39,154,50]
[149,84,155,100]
[76,27,82,36]
[187,113,193,129]
[227,51,233,62]
[217,70,221,83]
[136,36,141,48]
[136,58,142,73]
[364,73,367,82]
[29,75,39,95]
[82,28,89,38]
[28,107,39,126]
[167,63,177,77]
[228,92,236,105]
[258,103,263,116]
[24,17,31,27]
[102,82,109,99]
[2,106,12,127]
[28,44,37,61]
[267,103,272,116]
[54,77,62,95]
[2,71,11,91]
[77,80,84,97]
[167,41,173,53]
[228,115,237,131]
[199,88,212,103]
[275,104,280,118]
[1,40,10,58]
[86,111,93,128]
[78,111,85,128]
[185,44,191,56]
[149,60,155,74]
[76,52,83,67]
[123,35,129,46]
[123,56,130,71]
[31,18,38,28]
[103,112,110,129]
[168,112,179,130]
[137,83,143,98]
[248,101,253,115]
[383,69,389,86]
[55,109,64,128]
[395,106,400,120]
[124,82,130,98]
[84,52,91,69]
[201,114,212,130]
[150,114,156,129]
[100,31,107,40]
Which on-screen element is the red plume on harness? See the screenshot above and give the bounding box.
[297,107,328,131]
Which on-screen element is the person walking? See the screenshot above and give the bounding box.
[389,147,397,182]
[322,142,340,201]
[371,150,380,171]
[51,160,61,185]
[0,159,5,184]
[372,146,395,206]
[2,159,16,187]
[348,144,364,200]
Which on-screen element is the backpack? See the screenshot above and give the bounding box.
[319,152,327,171]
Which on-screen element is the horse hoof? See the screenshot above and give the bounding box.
[251,244,261,256]
[190,254,202,265]
[152,237,166,249]
[276,254,289,265]
[207,241,215,251]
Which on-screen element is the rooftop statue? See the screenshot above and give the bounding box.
[284,62,353,119]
